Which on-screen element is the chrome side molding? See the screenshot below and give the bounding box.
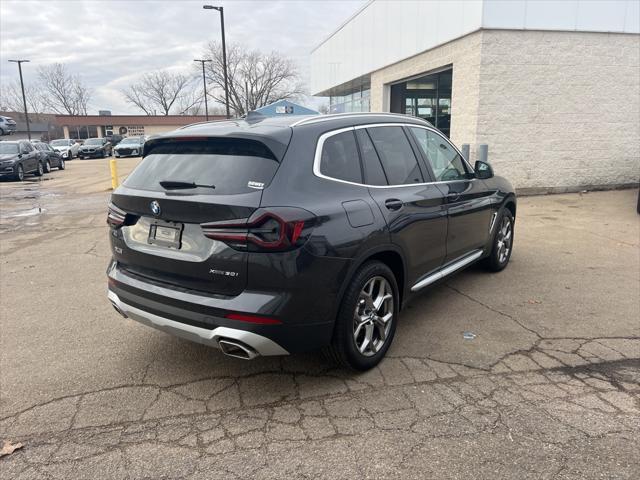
[411,250,484,292]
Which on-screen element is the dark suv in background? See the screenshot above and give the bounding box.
[107,113,516,370]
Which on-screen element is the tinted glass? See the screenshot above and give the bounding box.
[410,127,468,181]
[366,126,423,185]
[21,143,33,152]
[51,140,68,146]
[355,129,387,185]
[124,138,279,196]
[85,138,103,145]
[319,131,362,184]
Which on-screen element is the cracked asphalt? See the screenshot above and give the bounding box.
[1,159,639,479]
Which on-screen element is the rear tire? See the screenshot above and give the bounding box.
[484,209,514,272]
[34,162,44,177]
[324,261,398,370]
[58,158,65,170]
[44,160,51,173]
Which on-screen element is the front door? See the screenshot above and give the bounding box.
[407,126,493,262]
[358,126,448,284]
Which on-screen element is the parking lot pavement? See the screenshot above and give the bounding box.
[1,160,638,479]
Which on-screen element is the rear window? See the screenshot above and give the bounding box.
[124,138,279,195]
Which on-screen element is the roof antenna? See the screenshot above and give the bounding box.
[244,110,266,124]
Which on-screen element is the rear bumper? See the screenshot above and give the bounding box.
[107,260,336,354]
[108,290,288,357]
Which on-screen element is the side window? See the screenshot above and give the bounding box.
[355,129,387,186]
[410,127,468,181]
[21,143,33,153]
[319,131,362,184]
[366,126,423,185]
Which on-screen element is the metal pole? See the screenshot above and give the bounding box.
[244,80,249,115]
[219,7,230,119]
[9,59,31,140]
[194,59,211,121]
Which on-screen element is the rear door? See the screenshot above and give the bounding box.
[408,127,494,262]
[359,125,447,284]
[110,137,282,296]
[21,143,38,171]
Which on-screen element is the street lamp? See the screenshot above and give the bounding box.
[203,5,230,119]
[194,59,212,121]
[8,59,31,140]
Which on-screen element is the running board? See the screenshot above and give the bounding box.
[411,250,484,292]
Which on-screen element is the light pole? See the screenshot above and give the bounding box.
[203,5,230,119]
[8,59,31,140]
[194,59,212,120]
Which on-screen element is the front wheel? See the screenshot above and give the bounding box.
[14,164,24,181]
[34,162,44,177]
[58,158,66,170]
[324,261,398,370]
[44,160,51,173]
[484,210,514,272]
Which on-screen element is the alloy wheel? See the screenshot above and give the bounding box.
[353,276,394,357]
[496,216,512,264]
[17,165,24,181]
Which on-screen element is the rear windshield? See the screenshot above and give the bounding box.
[0,143,19,154]
[123,138,279,195]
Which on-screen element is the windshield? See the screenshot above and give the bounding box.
[85,138,103,145]
[120,137,142,144]
[0,143,19,154]
[51,140,69,146]
[124,138,278,195]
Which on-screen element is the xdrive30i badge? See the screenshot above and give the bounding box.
[150,201,161,216]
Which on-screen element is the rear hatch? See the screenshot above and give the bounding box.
[110,136,285,296]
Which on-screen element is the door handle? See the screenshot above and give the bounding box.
[384,198,403,211]
[447,193,460,202]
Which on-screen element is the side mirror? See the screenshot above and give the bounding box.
[474,160,493,179]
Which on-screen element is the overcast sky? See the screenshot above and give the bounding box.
[0,0,365,114]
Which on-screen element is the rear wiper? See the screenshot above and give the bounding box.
[159,180,215,190]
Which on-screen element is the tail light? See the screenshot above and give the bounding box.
[107,202,126,227]
[201,207,316,252]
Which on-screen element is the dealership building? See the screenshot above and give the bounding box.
[311,0,639,192]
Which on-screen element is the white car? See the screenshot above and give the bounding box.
[50,139,80,159]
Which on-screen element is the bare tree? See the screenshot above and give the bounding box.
[122,71,196,115]
[0,80,48,114]
[201,42,305,117]
[37,63,92,115]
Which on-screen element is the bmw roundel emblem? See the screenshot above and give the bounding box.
[150,200,161,216]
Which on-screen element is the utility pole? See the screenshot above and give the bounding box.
[8,59,31,140]
[194,59,212,120]
[203,5,230,118]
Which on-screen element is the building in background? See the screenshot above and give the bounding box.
[253,99,319,116]
[311,0,640,192]
[55,114,225,140]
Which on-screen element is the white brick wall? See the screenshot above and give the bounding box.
[370,29,640,190]
[477,30,640,189]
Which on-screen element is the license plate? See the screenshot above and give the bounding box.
[149,223,183,248]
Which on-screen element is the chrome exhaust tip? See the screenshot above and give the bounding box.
[218,339,258,360]
[111,302,128,318]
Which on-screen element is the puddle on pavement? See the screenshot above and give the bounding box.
[3,207,46,218]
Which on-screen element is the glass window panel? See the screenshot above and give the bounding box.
[367,127,423,185]
[320,131,362,183]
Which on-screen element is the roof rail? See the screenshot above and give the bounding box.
[290,112,431,128]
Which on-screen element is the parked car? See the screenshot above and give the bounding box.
[106,113,516,370]
[50,138,80,159]
[0,115,17,136]
[33,141,66,172]
[78,138,112,159]
[113,136,145,158]
[0,140,44,180]
[106,134,124,146]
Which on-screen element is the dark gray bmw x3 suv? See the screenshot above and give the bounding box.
[107,112,516,370]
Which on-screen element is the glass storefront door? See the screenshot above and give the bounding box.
[390,69,452,137]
